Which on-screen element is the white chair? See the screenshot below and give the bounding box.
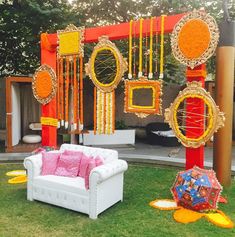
[24,144,128,219]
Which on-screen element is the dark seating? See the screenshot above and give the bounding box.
[146,122,180,147]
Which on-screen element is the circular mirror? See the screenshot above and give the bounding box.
[86,36,127,92]
[164,82,225,148]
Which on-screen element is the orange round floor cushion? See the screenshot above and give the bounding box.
[178,19,210,59]
[34,71,53,98]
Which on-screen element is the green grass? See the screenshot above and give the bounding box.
[0,163,235,237]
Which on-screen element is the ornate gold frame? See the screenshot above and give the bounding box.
[171,9,219,69]
[57,24,85,57]
[32,64,57,105]
[124,77,162,118]
[85,36,127,93]
[164,82,225,148]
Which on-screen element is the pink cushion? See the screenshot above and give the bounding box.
[79,154,92,178]
[63,150,83,159]
[41,152,60,175]
[85,159,96,189]
[55,153,81,177]
[84,156,104,189]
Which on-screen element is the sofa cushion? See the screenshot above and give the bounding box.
[41,152,60,175]
[55,153,81,177]
[33,175,88,196]
[84,159,96,189]
[63,149,83,158]
[79,154,93,178]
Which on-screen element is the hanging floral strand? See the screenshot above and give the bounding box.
[144,18,148,77]
[79,56,84,130]
[73,56,78,130]
[128,20,133,79]
[93,87,97,135]
[155,18,158,78]
[149,17,154,79]
[65,57,70,129]
[57,24,84,130]
[138,18,143,78]
[133,20,137,79]
[159,15,166,79]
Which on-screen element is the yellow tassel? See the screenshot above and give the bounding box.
[128,20,133,79]
[159,15,166,79]
[138,18,143,78]
[149,17,154,79]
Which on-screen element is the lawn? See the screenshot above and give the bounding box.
[0,163,235,237]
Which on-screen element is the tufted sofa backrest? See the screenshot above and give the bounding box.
[60,144,118,164]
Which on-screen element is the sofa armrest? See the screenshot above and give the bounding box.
[23,154,43,179]
[90,159,128,184]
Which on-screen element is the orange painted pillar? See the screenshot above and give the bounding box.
[41,34,57,148]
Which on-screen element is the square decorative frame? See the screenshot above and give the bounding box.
[124,77,162,117]
[57,24,85,57]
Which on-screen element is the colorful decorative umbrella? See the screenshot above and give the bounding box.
[171,166,222,211]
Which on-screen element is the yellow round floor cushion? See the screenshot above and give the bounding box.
[8,175,27,184]
[6,170,26,177]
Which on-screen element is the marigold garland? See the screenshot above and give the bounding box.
[138,18,143,78]
[56,24,85,131]
[65,57,70,129]
[95,89,114,135]
[79,56,84,130]
[148,17,154,79]
[32,64,57,105]
[41,33,57,52]
[150,198,234,228]
[178,19,210,60]
[41,117,58,127]
[159,15,166,79]
[128,20,133,79]
[171,9,219,69]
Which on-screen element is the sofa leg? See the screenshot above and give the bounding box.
[89,213,98,220]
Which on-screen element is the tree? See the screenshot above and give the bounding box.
[0,0,83,76]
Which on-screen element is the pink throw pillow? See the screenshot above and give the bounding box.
[84,156,104,189]
[41,152,60,175]
[63,150,83,158]
[85,159,96,189]
[79,154,92,178]
[55,153,81,177]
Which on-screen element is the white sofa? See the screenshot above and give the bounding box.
[24,144,128,219]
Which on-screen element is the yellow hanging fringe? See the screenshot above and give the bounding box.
[138,18,143,78]
[128,20,133,79]
[159,15,166,79]
[149,17,154,79]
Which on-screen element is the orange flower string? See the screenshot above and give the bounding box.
[65,57,70,129]
[79,56,84,129]
[73,56,77,130]
[112,90,115,133]
[60,58,64,125]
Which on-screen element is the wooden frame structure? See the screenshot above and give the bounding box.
[41,12,208,169]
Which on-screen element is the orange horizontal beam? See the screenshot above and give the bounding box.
[46,13,186,45]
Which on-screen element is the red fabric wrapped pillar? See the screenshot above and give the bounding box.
[40,33,58,148]
[185,64,206,169]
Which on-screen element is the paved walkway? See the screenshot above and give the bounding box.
[0,140,235,173]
